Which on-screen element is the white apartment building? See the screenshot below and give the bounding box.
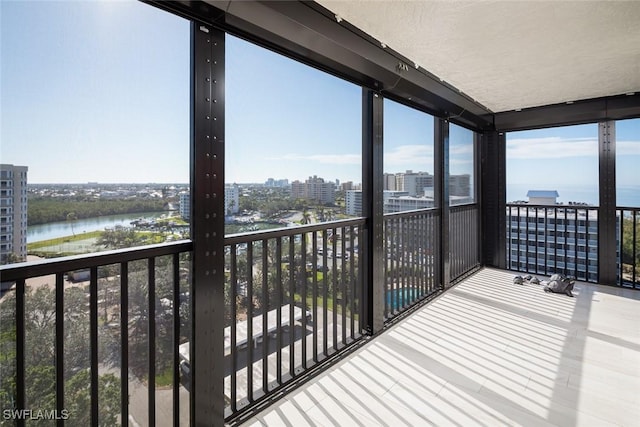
[179,192,190,221]
[0,164,28,264]
[345,190,362,216]
[450,174,471,197]
[225,184,240,215]
[291,175,335,204]
[383,173,397,191]
[348,190,429,215]
[265,178,289,188]
[180,185,239,220]
[507,204,599,282]
[394,170,434,196]
[384,195,435,213]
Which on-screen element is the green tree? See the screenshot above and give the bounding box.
[621,216,640,277]
[97,225,146,249]
[3,252,22,265]
[0,287,120,424]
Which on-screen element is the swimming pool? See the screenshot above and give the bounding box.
[386,287,420,311]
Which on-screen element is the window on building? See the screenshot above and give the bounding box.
[225,35,362,229]
[2,1,190,256]
[382,99,435,213]
[616,118,640,207]
[1,2,190,423]
[507,124,599,205]
[449,124,475,205]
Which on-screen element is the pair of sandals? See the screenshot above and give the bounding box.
[513,274,540,285]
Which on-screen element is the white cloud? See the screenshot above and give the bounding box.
[385,145,434,167]
[618,140,640,155]
[450,144,473,156]
[507,136,597,159]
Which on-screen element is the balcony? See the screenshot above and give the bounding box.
[1,0,639,426]
[237,268,640,427]
[2,203,636,425]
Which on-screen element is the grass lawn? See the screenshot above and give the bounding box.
[27,230,103,250]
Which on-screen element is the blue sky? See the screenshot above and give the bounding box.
[1,1,190,183]
[507,120,640,204]
[1,0,638,201]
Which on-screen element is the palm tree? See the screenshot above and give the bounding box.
[301,209,311,225]
[67,212,78,236]
[325,209,335,222]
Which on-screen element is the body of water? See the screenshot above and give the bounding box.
[507,185,640,207]
[27,211,167,243]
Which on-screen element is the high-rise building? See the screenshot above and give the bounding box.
[0,164,28,264]
[340,181,354,192]
[450,174,471,197]
[507,190,597,281]
[291,175,335,204]
[225,184,240,215]
[265,178,289,188]
[394,170,434,196]
[507,204,599,282]
[383,173,397,191]
[179,192,190,221]
[345,190,362,216]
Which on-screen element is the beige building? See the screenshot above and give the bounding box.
[291,175,336,204]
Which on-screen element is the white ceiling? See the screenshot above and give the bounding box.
[316,0,640,113]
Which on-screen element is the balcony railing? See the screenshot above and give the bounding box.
[221,218,365,416]
[506,204,640,288]
[0,241,192,426]
[383,208,441,319]
[3,203,633,424]
[507,204,599,282]
[450,204,481,280]
[619,207,640,287]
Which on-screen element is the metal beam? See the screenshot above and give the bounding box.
[480,131,507,269]
[150,1,492,131]
[191,22,226,426]
[598,121,617,285]
[152,2,640,135]
[362,89,385,334]
[435,118,450,289]
[474,132,483,266]
[494,93,640,132]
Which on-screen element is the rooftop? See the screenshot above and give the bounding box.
[527,190,560,198]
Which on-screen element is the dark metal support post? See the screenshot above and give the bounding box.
[474,132,483,266]
[435,118,450,288]
[362,88,384,334]
[15,279,25,427]
[191,22,226,425]
[55,273,64,427]
[480,131,507,269]
[598,121,617,285]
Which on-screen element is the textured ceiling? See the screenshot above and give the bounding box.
[316,0,640,113]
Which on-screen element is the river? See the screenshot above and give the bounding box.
[27,211,168,243]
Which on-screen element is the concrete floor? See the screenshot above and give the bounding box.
[238,267,640,427]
